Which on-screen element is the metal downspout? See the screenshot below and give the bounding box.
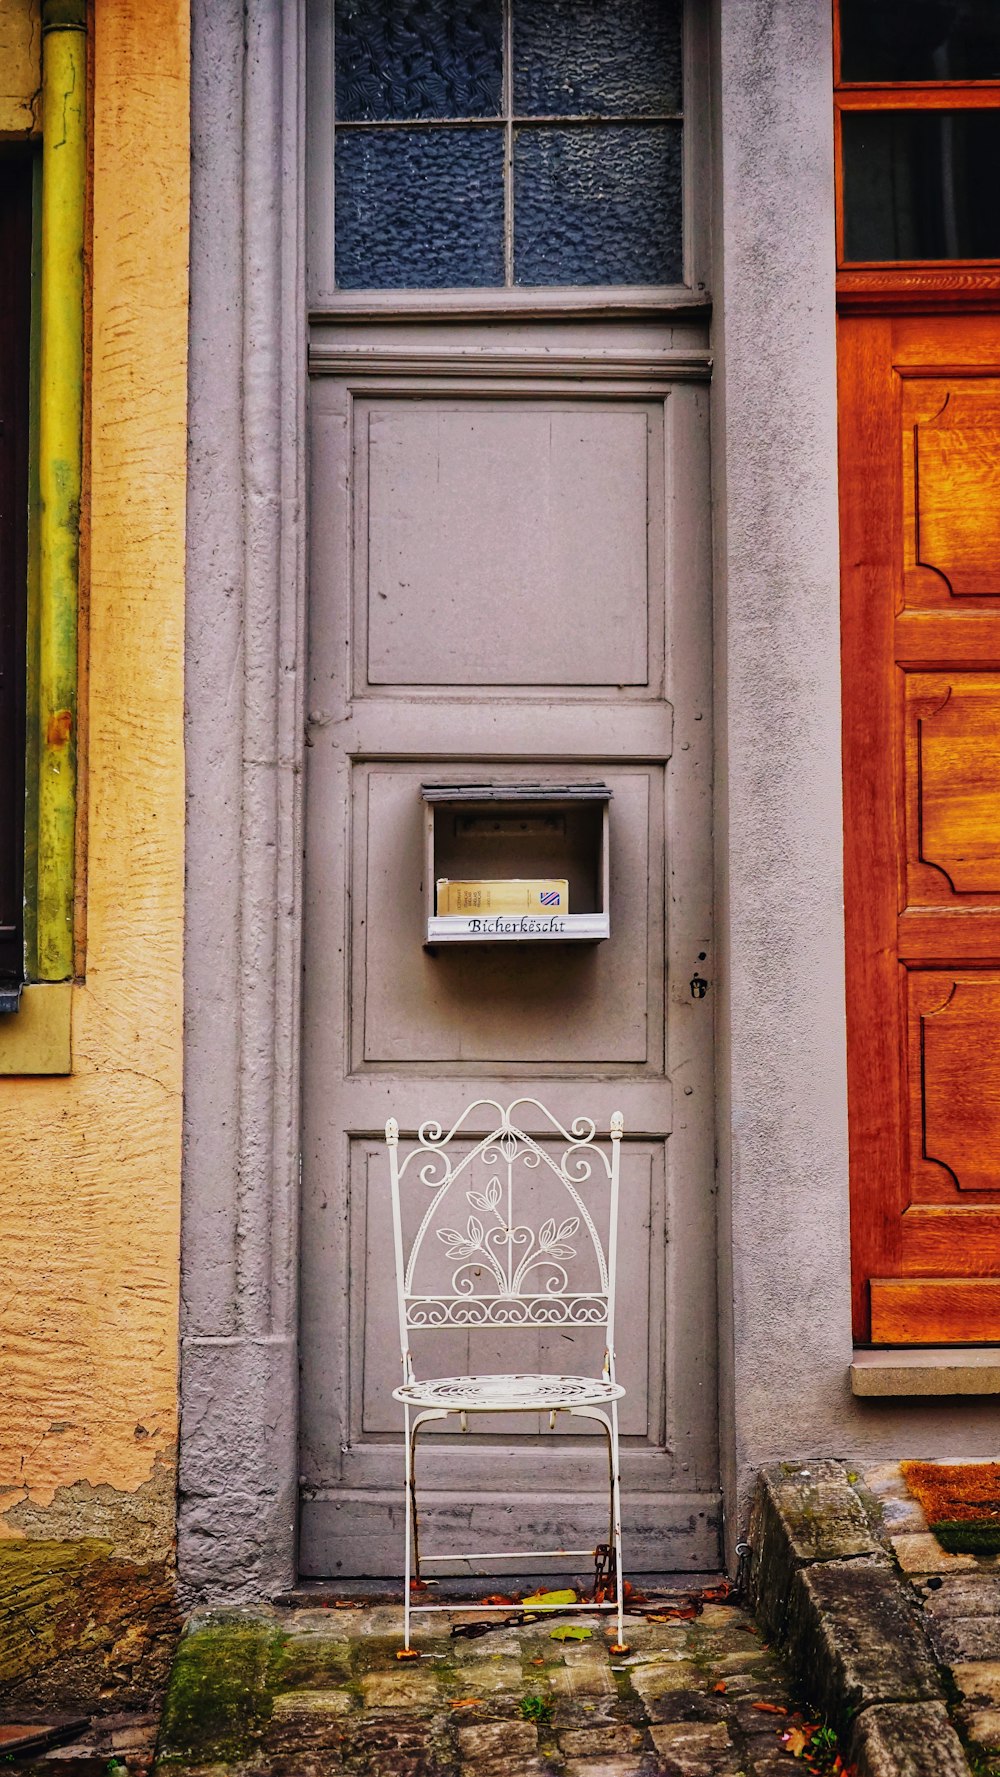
[37,0,85,980]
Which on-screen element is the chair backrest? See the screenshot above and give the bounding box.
[385,1098,623,1381]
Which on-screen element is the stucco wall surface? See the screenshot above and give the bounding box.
[0,0,188,1706]
[0,0,40,135]
[712,0,1000,1559]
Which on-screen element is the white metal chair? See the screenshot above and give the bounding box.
[384,1097,627,1653]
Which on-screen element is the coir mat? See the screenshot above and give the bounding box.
[901,1460,1000,1555]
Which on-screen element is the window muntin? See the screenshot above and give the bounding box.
[332,0,684,289]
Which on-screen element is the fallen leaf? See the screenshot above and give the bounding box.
[752,1702,787,1715]
[701,1582,733,1602]
[550,1625,592,1641]
[531,1657,545,1666]
[480,1594,516,1606]
[713,1681,727,1694]
[782,1726,809,1756]
[521,1588,577,1610]
[449,1699,483,1709]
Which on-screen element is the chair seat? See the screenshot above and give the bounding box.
[392,1372,625,1411]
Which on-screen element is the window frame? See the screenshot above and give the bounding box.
[0,150,35,1000]
[834,1,1000,276]
[306,0,712,315]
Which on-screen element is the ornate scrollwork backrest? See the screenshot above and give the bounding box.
[384,1099,624,1371]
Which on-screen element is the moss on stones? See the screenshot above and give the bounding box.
[157,1614,287,1766]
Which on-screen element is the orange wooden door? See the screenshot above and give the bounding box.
[841,306,1000,1343]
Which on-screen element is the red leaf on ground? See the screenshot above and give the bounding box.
[752,1702,788,1715]
[713,1681,727,1693]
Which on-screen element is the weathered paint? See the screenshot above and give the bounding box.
[36,0,85,981]
[0,0,40,135]
[0,0,188,1703]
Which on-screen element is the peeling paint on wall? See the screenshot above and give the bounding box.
[0,0,41,135]
[0,0,188,1711]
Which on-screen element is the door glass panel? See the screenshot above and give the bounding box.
[513,0,681,116]
[840,0,1000,84]
[334,0,503,119]
[842,108,1000,261]
[335,127,505,286]
[332,0,685,289]
[514,123,682,284]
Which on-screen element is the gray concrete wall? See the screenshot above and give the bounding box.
[180,0,306,1599]
[711,0,1000,1566]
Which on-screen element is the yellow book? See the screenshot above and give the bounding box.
[436,878,569,915]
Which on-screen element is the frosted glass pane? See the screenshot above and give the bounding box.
[335,127,504,287]
[513,0,682,116]
[514,125,682,285]
[335,0,503,119]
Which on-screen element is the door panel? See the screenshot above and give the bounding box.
[362,401,657,687]
[841,311,1000,1340]
[355,764,659,1068]
[299,317,717,1571]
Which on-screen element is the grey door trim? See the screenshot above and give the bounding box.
[180,0,308,1602]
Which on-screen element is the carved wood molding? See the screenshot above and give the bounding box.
[838,268,1000,313]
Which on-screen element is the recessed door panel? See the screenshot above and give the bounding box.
[355,763,659,1068]
[362,400,657,688]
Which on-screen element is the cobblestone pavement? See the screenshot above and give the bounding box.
[865,1461,1000,1771]
[146,1595,823,1777]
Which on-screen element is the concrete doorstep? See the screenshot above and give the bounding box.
[748,1460,973,1777]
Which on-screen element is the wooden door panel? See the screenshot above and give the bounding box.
[842,311,1000,1340]
[360,400,658,689]
[354,763,661,1070]
[872,1279,1000,1345]
[914,392,1000,598]
[907,676,1000,898]
[902,1205,1000,1274]
[909,974,1000,1196]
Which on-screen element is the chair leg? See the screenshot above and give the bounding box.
[610,1398,627,1653]
[401,1402,414,1654]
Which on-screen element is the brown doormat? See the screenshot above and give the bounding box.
[901,1461,1000,1554]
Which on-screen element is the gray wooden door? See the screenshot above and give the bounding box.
[298,310,718,1574]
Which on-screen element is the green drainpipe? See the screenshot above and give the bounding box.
[36,0,86,981]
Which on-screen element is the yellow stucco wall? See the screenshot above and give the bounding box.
[0,0,40,136]
[0,0,188,1564]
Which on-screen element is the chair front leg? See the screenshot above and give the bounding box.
[566,1404,628,1654]
[399,1406,450,1657]
[610,1397,626,1653]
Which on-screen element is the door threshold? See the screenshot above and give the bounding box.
[276,1572,725,1607]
